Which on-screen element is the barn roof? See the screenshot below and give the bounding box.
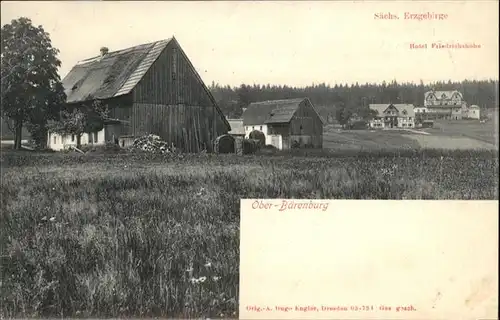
[242,98,311,125]
[62,37,230,131]
[369,103,415,117]
[62,39,171,103]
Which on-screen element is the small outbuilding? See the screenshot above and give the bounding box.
[241,97,323,150]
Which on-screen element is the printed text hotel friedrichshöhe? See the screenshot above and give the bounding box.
[374,11,482,50]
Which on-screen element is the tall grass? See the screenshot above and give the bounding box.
[1,148,498,318]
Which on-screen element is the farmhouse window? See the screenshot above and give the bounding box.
[53,136,56,144]
[71,134,75,142]
[94,132,98,143]
[260,126,262,130]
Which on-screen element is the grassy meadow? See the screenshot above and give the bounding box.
[1,145,499,318]
[323,118,499,151]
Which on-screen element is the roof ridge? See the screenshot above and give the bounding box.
[63,38,171,102]
[369,103,414,105]
[250,97,306,104]
[76,38,172,65]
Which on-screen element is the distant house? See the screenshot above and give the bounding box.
[414,106,429,114]
[464,105,481,120]
[368,104,415,129]
[413,106,429,123]
[226,118,245,137]
[424,90,466,120]
[346,113,369,130]
[47,37,230,152]
[348,113,362,123]
[242,98,323,150]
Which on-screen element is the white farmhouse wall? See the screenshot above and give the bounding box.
[243,124,287,149]
[47,128,106,151]
[244,124,268,139]
[267,134,283,149]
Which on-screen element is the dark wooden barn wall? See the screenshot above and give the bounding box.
[268,124,290,136]
[102,95,134,141]
[130,41,228,152]
[289,100,323,148]
[130,103,213,152]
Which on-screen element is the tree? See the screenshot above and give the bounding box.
[356,107,377,121]
[210,79,499,117]
[48,100,109,148]
[1,17,66,149]
[335,103,352,129]
[236,84,252,108]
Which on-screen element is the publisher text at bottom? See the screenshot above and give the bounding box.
[245,305,417,313]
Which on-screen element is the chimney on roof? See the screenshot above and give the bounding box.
[100,47,109,57]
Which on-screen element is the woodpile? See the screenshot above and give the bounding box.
[234,137,244,155]
[132,134,176,154]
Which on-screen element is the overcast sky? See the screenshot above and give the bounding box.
[1,1,498,87]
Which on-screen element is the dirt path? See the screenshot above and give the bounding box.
[405,129,431,135]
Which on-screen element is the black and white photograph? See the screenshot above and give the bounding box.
[1,1,498,319]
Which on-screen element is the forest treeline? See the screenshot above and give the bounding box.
[209,79,499,120]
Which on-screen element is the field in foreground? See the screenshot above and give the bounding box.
[1,149,498,318]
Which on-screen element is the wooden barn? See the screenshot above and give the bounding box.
[51,37,230,152]
[241,98,324,150]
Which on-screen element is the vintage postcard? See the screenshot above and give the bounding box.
[0,0,498,319]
